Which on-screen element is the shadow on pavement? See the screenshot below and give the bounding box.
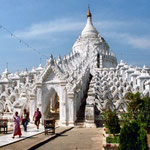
[55,133,67,137]
[28,127,74,150]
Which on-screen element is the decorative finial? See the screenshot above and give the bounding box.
[88,4,90,10]
[87,4,92,18]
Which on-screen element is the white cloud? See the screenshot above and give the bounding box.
[15,18,132,39]
[103,32,150,49]
[15,18,84,38]
[95,20,132,30]
[14,18,150,49]
[127,36,150,49]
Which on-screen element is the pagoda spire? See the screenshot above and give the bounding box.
[81,5,98,36]
[87,4,92,18]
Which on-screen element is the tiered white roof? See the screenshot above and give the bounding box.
[81,9,98,37]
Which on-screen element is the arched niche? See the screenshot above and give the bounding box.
[42,87,60,122]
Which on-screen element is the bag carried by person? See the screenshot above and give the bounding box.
[27,117,30,122]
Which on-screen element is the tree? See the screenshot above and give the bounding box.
[125,92,144,120]
[102,109,120,136]
[125,92,150,132]
[138,97,150,132]
[118,121,148,150]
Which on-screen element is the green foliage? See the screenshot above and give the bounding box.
[138,97,150,132]
[125,92,144,119]
[123,92,150,132]
[120,112,132,125]
[102,109,120,135]
[106,135,119,143]
[137,127,149,150]
[118,121,148,150]
[101,92,150,149]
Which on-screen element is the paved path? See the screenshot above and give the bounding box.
[0,127,103,150]
[36,128,103,150]
[0,127,73,150]
[0,126,44,147]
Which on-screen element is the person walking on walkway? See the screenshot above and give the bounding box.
[12,111,22,138]
[33,108,42,129]
[21,109,29,132]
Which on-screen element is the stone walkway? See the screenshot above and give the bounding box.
[0,127,74,150]
[0,127,103,150]
[35,128,103,150]
[0,126,44,147]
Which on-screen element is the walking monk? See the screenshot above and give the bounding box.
[33,108,42,129]
[12,111,22,138]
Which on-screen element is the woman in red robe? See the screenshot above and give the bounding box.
[12,111,22,138]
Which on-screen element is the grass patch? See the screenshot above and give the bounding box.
[106,135,119,143]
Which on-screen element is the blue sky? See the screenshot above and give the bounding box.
[0,0,150,73]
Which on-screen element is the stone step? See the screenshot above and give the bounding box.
[75,122,86,128]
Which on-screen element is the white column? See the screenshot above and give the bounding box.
[131,75,138,87]
[59,87,67,126]
[145,83,150,91]
[29,98,36,122]
[85,95,96,127]
[37,87,42,109]
[36,83,43,122]
[100,55,103,68]
[85,104,96,128]
[67,92,75,126]
[145,82,150,96]
[137,78,144,92]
